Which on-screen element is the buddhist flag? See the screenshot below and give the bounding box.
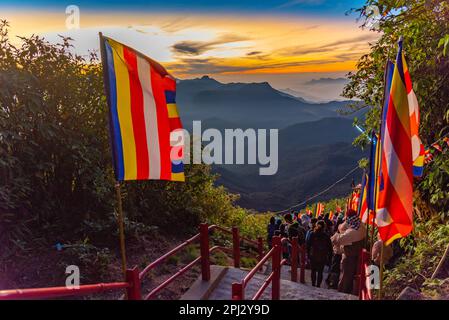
[351,190,360,212]
[315,203,324,217]
[376,39,423,244]
[100,35,184,182]
[359,174,371,224]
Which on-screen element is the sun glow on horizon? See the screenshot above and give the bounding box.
[3,9,377,76]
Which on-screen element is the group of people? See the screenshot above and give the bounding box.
[266,208,367,295]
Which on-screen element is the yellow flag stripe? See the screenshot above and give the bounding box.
[111,42,137,180]
[171,172,185,182]
[167,103,179,118]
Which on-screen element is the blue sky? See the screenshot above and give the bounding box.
[2,0,365,17]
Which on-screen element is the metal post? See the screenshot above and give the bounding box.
[200,223,210,281]
[272,236,281,300]
[232,227,241,268]
[232,282,244,300]
[257,237,264,262]
[291,237,298,282]
[300,245,306,284]
[125,267,141,300]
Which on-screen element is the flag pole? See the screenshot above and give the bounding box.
[115,181,127,279]
[370,59,390,255]
[99,32,128,281]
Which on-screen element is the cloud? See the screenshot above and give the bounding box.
[290,34,379,55]
[172,34,249,56]
[246,51,263,56]
[305,77,349,85]
[168,55,352,76]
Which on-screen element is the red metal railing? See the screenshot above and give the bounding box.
[231,236,283,300]
[290,237,306,284]
[0,267,141,300]
[0,223,264,300]
[231,236,306,300]
[139,223,264,300]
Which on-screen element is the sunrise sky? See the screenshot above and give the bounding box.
[1,0,378,101]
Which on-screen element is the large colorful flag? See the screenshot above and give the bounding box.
[100,35,184,182]
[376,39,423,244]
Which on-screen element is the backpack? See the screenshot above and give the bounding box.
[288,223,306,245]
[280,223,289,238]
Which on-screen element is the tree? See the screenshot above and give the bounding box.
[343,0,449,219]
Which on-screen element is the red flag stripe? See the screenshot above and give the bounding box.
[123,47,150,180]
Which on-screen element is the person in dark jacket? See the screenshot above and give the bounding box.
[307,220,333,287]
[267,216,277,249]
[280,214,291,238]
[305,218,318,246]
[323,213,334,236]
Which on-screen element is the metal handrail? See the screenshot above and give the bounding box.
[0,282,129,300]
[232,236,284,300]
[139,233,201,279]
[210,225,260,248]
[140,223,264,300]
[0,267,141,301]
[242,247,275,287]
[144,245,228,300]
[252,272,274,300]
[1,223,265,301]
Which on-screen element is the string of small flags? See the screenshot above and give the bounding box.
[425,135,449,164]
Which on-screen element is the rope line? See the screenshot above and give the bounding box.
[270,165,361,214]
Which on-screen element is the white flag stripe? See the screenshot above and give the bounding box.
[137,56,161,180]
[382,126,414,221]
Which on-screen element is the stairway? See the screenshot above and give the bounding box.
[182,265,357,300]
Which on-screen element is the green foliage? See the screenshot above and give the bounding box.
[63,241,114,280]
[181,245,200,264]
[383,219,449,299]
[211,250,229,266]
[438,34,449,56]
[240,257,258,269]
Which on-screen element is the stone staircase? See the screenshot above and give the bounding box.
[181,265,357,300]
